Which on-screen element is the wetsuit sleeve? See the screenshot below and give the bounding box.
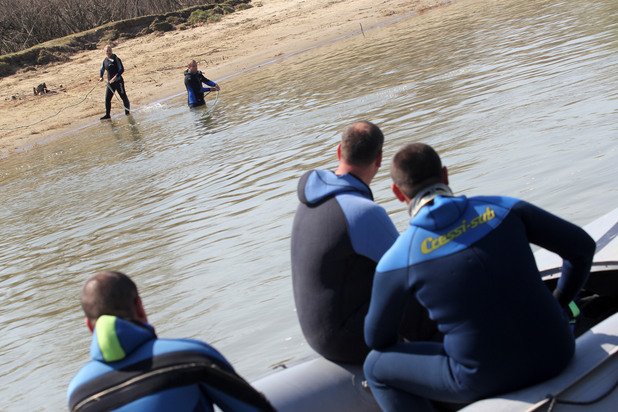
[116,56,125,77]
[365,265,410,349]
[351,206,399,262]
[199,72,217,87]
[336,195,399,262]
[513,201,595,306]
[100,60,105,78]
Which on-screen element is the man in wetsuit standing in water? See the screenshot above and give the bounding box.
[184,60,220,108]
[99,45,131,119]
[99,45,131,120]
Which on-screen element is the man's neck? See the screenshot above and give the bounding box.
[335,163,374,186]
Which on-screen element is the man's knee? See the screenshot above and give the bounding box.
[363,349,382,385]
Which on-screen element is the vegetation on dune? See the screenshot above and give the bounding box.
[0,0,252,78]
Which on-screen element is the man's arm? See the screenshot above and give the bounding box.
[99,59,105,81]
[344,200,399,263]
[514,201,596,306]
[199,73,220,91]
[365,265,409,349]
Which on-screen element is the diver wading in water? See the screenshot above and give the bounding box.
[184,59,220,108]
[99,45,131,119]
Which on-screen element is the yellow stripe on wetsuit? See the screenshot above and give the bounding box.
[96,315,126,362]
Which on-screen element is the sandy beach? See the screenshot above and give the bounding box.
[0,0,449,159]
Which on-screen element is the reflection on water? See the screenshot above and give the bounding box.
[1,0,617,408]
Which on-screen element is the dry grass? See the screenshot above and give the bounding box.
[0,0,252,77]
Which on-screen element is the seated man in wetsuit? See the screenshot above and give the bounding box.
[291,121,439,364]
[363,143,595,411]
[184,59,220,108]
[68,271,274,412]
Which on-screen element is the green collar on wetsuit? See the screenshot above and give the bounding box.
[95,315,126,362]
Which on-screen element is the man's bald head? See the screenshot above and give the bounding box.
[81,271,139,323]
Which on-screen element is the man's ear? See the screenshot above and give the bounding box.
[135,297,148,324]
[336,143,342,161]
[392,183,408,203]
[375,151,382,168]
[86,317,94,333]
[442,166,449,186]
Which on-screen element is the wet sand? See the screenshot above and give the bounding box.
[0,0,451,159]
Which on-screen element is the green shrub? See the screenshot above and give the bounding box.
[188,10,210,25]
[208,14,222,23]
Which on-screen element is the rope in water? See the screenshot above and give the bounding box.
[0,83,220,132]
[203,90,220,116]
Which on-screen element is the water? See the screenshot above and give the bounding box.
[1,0,617,409]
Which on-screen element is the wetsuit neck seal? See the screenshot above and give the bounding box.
[408,183,453,217]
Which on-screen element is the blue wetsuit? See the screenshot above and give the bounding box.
[184,70,217,108]
[363,195,595,411]
[291,170,439,364]
[100,54,130,116]
[68,316,273,411]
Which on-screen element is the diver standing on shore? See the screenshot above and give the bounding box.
[99,45,130,119]
[184,59,220,108]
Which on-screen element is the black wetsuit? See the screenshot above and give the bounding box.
[291,170,439,364]
[100,53,130,116]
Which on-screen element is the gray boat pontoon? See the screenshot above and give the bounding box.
[253,207,618,412]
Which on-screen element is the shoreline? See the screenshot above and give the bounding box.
[0,0,451,160]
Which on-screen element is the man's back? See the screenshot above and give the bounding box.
[291,169,399,363]
[68,316,268,411]
[366,195,595,392]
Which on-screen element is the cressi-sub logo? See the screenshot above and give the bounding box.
[420,207,495,254]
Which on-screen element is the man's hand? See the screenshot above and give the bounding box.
[214,84,221,91]
[99,77,103,82]
[109,76,117,84]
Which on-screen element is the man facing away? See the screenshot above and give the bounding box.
[99,45,131,119]
[363,143,596,411]
[68,271,274,412]
[291,121,439,364]
[184,59,220,108]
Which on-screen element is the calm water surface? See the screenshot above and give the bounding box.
[1,0,617,409]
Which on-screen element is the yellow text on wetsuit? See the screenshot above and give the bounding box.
[420,207,496,254]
